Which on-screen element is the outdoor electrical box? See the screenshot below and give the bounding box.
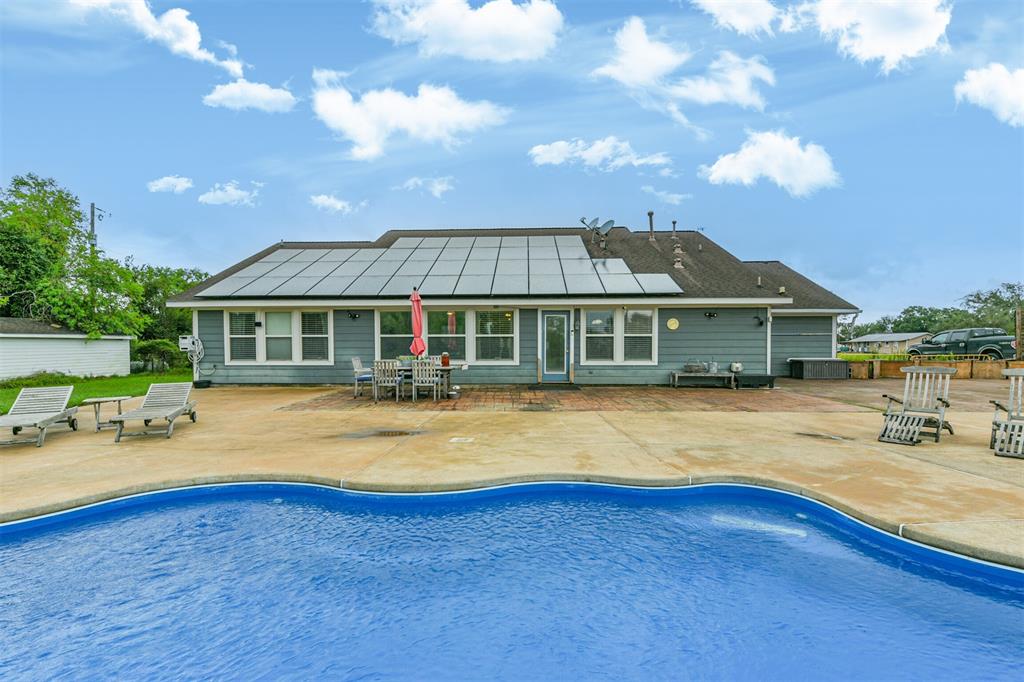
[178,335,195,352]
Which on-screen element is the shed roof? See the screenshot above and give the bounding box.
[0,317,76,335]
[846,332,929,343]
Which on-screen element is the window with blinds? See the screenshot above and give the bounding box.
[301,312,330,361]
[623,310,654,362]
[476,310,514,361]
[228,312,257,361]
[584,310,614,361]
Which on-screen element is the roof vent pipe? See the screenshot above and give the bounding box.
[674,257,684,269]
[778,286,787,295]
[757,276,762,288]
[673,243,683,255]
[697,242,703,252]
[647,210,655,241]
[671,219,678,240]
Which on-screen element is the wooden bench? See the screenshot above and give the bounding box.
[670,372,736,389]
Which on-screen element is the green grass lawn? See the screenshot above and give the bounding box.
[0,371,192,414]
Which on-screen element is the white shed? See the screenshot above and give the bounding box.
[0,317,132,380]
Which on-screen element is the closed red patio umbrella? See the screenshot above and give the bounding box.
[409,288,426,357]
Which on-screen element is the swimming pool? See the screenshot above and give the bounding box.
[1,483,1021,680]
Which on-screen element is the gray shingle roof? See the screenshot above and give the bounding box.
[169,226,857,309]
[0,317,77,335]
[846,332,929,343]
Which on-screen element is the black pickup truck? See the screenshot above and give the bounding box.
[907,328,1017,360]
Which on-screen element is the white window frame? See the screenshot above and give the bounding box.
[579,308,616,364]
[580,307,658,366]
[425,309,468,362]
[223,309,334,366]
[374,309,416,361]
[227,310,258,363]
[374,308,519,366]
[264,311,294,362]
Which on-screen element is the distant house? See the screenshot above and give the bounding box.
[844,332,929,354]
[167,226,859,385]
[0,317,131,380]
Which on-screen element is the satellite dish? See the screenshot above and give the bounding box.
[587,218,599,229]
[599,220,615,235]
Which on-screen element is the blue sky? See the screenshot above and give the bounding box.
[1,0,1021,319]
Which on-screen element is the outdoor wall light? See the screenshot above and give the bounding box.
[704,312,718,319]
[347,311,360,319]
[753,315,765,326]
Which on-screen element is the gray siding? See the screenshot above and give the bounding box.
[573,307,769,385]
[458,309,538,384]
[771,315,834,376]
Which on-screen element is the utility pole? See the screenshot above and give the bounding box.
[88,202,106,254]
[1016,305,1022,361]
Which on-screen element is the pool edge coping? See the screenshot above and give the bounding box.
[2,474,1022,572]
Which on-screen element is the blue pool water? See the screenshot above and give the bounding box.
[1,484,1021,681]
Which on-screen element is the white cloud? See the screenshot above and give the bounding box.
[699,130,840,197]
[592,18,771,135]
[954,63,1024,128]
[641,185,692,205]
[202,79,297,113]
[668,51,775,110]
[147,175,192,193]
[197,180,259,206]
[691,0,779,36]
[310,194,361,214]
[592,17,691,89]
[397,176,455,198]
[71,0,243,76]
[529,136,671,172]
[311,69,508,160]
[783,0,951,73]
[370,0,563,62]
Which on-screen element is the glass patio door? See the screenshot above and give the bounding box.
[541,311,570,383]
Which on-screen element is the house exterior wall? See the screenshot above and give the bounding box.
[770,316,834,376]
[0,336,130,379]
[195,306,771,386]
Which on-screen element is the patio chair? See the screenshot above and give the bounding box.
[410,359,444,402]
[351,357,374,398]
[878,367,956,445]
[110,382,196,442]
[990,368,1024,459]
[0,386,78,447]
[372,360,403,402]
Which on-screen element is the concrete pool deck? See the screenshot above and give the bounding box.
[1,380,1021,568]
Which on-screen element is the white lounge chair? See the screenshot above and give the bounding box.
[0,386,78,447]
[991,368,1024,458]
[879,366,956,445]
[351,357,373,398]
[110,382,197,442]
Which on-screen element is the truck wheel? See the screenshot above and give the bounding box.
[983,351,1002,362]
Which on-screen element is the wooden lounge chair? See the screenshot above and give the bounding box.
[372,360,403,402]
[991,368,1024,459]
[110,382,196,442]
[0,386,78,447]
[410,359,443,402]
[878,366,956,445]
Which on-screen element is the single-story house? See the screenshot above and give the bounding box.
[0,317,131,380]
[167,226,859,385]
[844,332,930,354]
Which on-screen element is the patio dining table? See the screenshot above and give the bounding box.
[393,363,467,398]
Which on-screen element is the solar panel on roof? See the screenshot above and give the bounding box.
[391,237,423,248]
[269,277,322,296]
[598,274,643,294]
[232,277,290,296]
[559,259,598,275]
[342,276,390,296]
[379,249,413,261]
[235,262,281,277]
[495,260,527,275]
[264,261,307,277]
[554,235,585,246]
[498,246,528,260]
[490,275,529,295]
[429,259,466,275]
[468,247,499,260]
[396,260,433,276]
[528,235,555,246]
[363,260,402,277]
[418,237,450,248]
[379,276,426,296]
[260,249,302,262]
[438,247,471,261]
[529,259,562,275]
[346,249,385,261]
[529,246,559,259]
[634,273,683,294]
[290,249,329,261]
[454,275,494,295]
[500,236,527,246]
[406,248,442,262]
[331,259,373,275]
[592,258,631,274]
[297,260,341,277]
[563,274,605,294]
[318,249,357,261]
[474,236,501,247]
[447,237,476,247]
[529,274,566,294]
[197,277,254,296]
[556,247,591,260]
[461,259,497,276]
[418,275,459,296]
[306,276,356,296]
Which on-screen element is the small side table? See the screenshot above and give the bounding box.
[80,396,133,432]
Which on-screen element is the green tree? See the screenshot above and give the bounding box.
[961,283,1023,332]
[126,259,208,340]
